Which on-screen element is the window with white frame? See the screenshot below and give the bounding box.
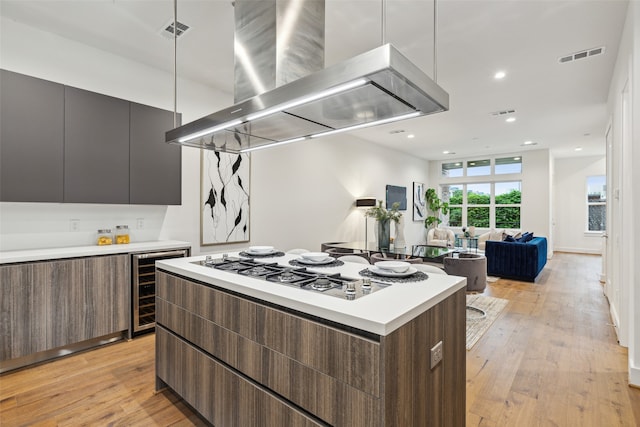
[495,156,522,174]
[441,182,521,229]
[441,156,522,177]
[443,184,463,226]
[439,156,522,229]
[587,175,606,231]
[442,161,463,177]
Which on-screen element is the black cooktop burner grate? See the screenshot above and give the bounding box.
[192,257,390,300]
[238,263,283,277]
[265,268,316,285]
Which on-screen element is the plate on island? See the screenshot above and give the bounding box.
[248,246,276,254]
[369,266,418,277]
[374,261,411,273]
[296,256,336,265]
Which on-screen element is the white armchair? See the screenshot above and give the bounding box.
[426,228,455,247]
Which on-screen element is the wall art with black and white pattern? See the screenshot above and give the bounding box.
[413,181,426,222]
[201,151,250,245]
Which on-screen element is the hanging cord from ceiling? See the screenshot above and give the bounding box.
[433,0,438,83]
[381,0,386,45]
[173,0,178,128]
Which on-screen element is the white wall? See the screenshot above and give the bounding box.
[606,0,639,386]
[0,16,431,255]
[521,150,551,247]
[553,156,606,254]
[250,136,431,253]
[428,149,552,248]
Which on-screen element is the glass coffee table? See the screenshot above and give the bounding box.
[455,235,479,253]
[411,245,456,263]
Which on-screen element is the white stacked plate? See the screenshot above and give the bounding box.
[247,245,276,255]
[297,252,335,265]
[370,261,417,277]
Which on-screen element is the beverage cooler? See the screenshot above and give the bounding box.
[131,248,190,337]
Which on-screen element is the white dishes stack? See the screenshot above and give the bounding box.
[370,261,417,277]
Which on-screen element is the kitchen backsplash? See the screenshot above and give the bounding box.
[0,202,169,251]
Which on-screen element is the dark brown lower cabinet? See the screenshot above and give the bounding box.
[0,255,129,365]
[156,327,324,427]
[155,270,465,427]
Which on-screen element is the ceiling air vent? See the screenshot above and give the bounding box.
[559,46,605,64]
[490,109,516,117]
[160,20,191,39]
[389,130,406,134]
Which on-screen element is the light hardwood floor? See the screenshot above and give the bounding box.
[1,253,638,426]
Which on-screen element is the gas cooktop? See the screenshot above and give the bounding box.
[192,257,389,300]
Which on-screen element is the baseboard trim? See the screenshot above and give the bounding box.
[554,247,602,255]
[609,304,623,346]
[0,331,127,374]
[630,361,640,387]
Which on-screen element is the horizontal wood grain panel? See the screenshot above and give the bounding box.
[156,326,324,427]
[157,270,257,340]
[1,255,129,363]
[256,304,380,396]
[157,298,380,425]
[157,271,380,396]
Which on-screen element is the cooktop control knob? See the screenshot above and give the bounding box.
[345,281,356,299]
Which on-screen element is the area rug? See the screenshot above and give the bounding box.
[466,294,509,350]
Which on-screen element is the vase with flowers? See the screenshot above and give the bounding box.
[366,200,402,251]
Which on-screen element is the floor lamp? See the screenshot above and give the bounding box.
[356,197,377,251]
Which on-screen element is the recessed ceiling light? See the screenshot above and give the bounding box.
[523,140,533,145]
[494,71,506,80]
[514,157,521,160]
[455,163,461,166]
[575,147,583,151]
[443,150,450,154]
[506,117,516,123]
[407,134,415,139]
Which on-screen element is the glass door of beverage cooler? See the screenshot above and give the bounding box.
[131,248,189,336]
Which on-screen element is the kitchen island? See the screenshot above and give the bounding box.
[155,252,467,427]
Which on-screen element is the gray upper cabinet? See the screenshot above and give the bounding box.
[130,103,181,205]
[0,70,64,202]
[1,70,182,205]
[64,86,130,204]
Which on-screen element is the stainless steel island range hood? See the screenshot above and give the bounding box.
[166,3,449,153]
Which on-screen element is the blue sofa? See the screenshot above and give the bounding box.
[485,236,547,282]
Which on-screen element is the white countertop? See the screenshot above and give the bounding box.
[0,240,191,264]
[157,252,466,336]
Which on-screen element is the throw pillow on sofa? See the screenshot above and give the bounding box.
[504,235,517,242]
[503,230,522,240]
[518,231,534,243]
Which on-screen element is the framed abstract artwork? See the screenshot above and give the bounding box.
[413,182,426,221]
[201,151,250,245]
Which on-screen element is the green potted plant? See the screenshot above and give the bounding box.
[366,201,402,250]
[424,188,449,229]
